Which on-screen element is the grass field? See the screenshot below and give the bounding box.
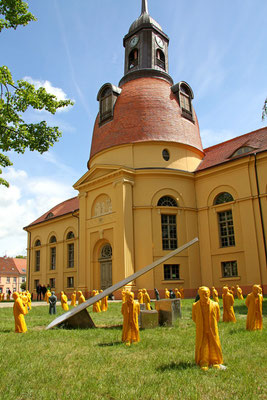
[0,298,266,400]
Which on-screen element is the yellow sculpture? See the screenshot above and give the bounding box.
[13,292,27,333]
[78,290,85,304]
[236,285,244,300]
[100,290,108,312]
[21,292,29,314]
[211,287,219,303]
[222,286,236,322]
[174,288,181,299]
[121,291,140,345]
[92,290,101,313]
[121,288,126,303]
[180,287,185,299]
[26,291,32,311]
[46,290,51,304]
[245,285,263,331]
[143,289,151,310]
[165,288,170,299]
[137,289,144,304]
[71,290,77,307]
[61,291,69,311]
[192,286,224,370]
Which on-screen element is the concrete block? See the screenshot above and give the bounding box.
[155,298,181,326]
[139,310,159,329]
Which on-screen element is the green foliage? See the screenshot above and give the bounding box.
[0,1,74,187]
[263,98,267,121]
[15,255,26,258]
[0,0,36,32]
[20,281,26,290]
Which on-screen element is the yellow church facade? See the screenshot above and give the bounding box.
[24,2,267,298]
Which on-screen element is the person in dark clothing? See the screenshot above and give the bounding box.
[41,285,47,300]
[36,284,42,301]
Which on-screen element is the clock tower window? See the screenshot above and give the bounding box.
[171,81,194,123]
[156,49,165,70]
[129,49,139,70]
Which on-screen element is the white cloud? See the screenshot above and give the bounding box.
[0,167,77,257]
[23,76,73,112]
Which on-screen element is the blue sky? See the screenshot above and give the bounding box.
[0,0,266,256]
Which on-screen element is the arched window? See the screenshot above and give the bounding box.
[157,196,178,207]
[231,146,255,158]
[156,49,165,70]
[97,83,121,125]
[46,212,54,219]
[67,231,75,240]
[129,49,138,70]
[171,81,194,122]
[49,235,57,243]
[214,192,234,205]
[100,244,112,259]
[34,239,41,247]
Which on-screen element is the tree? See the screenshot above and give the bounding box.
[262,98,267,121]
[0,0,73,187]
[20,281,26,290]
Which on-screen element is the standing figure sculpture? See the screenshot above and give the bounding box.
[100,290,108,312]
[211,287,219,303]
[245,285,263,331]
[143,289,151,310]
[71,290,77,307]
[174,288,181,299]
[61,292,69,311]
[13,292,27,333]
[78,290,85,304]
[137,289,144,304]
[49,291,57,315]
[92,290,101,313]
[164,288,170,299]
[236,285,244,300]
[179,287,184,299]
[222,286,236,322]
[121,291,140,346]
[192,286,225,371]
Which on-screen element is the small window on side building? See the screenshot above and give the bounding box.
[221,261,238,278]
[164,264,180,280]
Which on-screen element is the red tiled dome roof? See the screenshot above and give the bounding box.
[89,78,203,163]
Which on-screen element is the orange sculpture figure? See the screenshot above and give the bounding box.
[61,292,69,311]
[46,290,51,304]
[192,286,224,370]
[121,291,140,345]
[165,288,170,299]
[180,287,185,299]
[13,292,27,333]
[100,290,108,312]
[211,287,219,303]
[222,286,236,322]
[236,285,244,300]
[92,290,101,313]
[78,290,85,304]
[26,291,32,310]
[21,292,29,314]
[71,291,77,307]
[143,289,151,310]
[174,288,181,299]
[137,289,144,304]
[245,285,263,331]
[121,288,126,303]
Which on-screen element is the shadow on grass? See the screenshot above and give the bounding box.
[98,341,122,347]
[157,361,196,372]
[228,327,246,335]
[234,298,267,316]
[97,324,122,330]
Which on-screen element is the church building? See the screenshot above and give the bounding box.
[24,1,267,298]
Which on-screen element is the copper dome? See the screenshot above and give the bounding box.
[89,77,203,163]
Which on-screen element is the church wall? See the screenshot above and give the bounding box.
[195,153,267,294]
[26,214,78,298]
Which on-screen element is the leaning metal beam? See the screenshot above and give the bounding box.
[46,237,198,330]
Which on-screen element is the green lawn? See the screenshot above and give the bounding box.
[0,298,266,400]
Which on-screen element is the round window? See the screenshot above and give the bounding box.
[162,149,170,161]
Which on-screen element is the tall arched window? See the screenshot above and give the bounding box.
[66,231,75,268]
[49,236,57,270]
[34,239,41,272]
[171,81,194,122]
[214,192,235,248]
[129,49,138,70]
[157,196,178,250]
[156,49,165,70]
[97,83,121,125]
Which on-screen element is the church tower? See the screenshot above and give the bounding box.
[120,0,173,86]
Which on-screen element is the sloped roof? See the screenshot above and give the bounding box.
[196,127,267,172]
[0,257,25,276]
[25,196,79,229]
[13,258,27,275]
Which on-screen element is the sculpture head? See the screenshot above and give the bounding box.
[222,286,228,295]
[126,291,134,304]
[198,286,210,304]
[252,285,261,296]
[51,291,55,296]
[13,292,19,300]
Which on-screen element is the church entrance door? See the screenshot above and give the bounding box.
[99,244,112,290]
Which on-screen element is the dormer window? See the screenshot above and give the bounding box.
[171,81,194,122]
[97,83,122,126]
[156,49,165,70]
[46,212,54,220]
[231,146,255,158]
[129,49,138,70]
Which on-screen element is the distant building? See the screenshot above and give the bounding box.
[24,1,267,298]
[0,257,27,297]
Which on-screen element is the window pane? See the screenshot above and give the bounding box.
[161,215,177,250]
[218,210,235,247]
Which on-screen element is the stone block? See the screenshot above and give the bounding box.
[155,298,181,326]
[139,310,159,329]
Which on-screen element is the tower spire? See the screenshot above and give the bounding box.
[141,0,148,14]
